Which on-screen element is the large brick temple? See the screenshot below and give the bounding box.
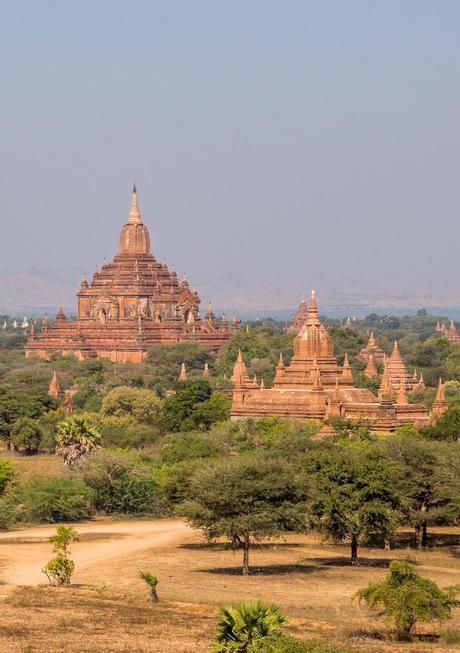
[231,291,445,430]
[25,187,237,362]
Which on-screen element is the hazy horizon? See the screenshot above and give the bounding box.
[1,1,459,307]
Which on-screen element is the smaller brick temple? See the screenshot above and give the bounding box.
[436,320,460,343]
[25,187,237,362]
[231,291,439,430]
[285,296,309,333]
[357,332,386,365]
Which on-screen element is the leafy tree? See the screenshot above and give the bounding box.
[0,458,15,494]
[10,417,43,454]
[421,405,460,441]
[42,526,80,586]
[100,386,161,424]
[139,571,159,602]
[160,432,220,465]
[213,601,287,652]
[55,416,101,466]
[355,560,459,640]
[182,456,307,574]
[76,449,161,515]
[382,435,460,548]
[189,392,231,430]
[303,445,404,564]
[214,327,292,385]
[160,380,212,432]
[153,459,202,505]
[0,385,47,447]
[14,478,94,523]
[146,343,213,392]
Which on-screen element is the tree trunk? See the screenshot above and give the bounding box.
[242,534,250,575]
[415,521,428,549]
[421,520,428,548]
[150,589,159,603]
[351,535,358,565]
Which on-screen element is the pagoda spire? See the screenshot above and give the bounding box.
[231,349,249,386]
[274,352,285,383]
[396,377,408,405]
[341,353,353,383]
[48,371,61,398]
[306,290,320,325]
[128,184,142,224]
[378,364,393,401]
[312,356,322,389]
[178,362,187,382]
[432,378,448,420]
[435,378,446,402]
[364,353,378,379]
[326,377,342,416]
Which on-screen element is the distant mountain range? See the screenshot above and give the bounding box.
[1,265,459,320]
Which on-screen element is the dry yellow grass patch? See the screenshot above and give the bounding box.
[4,452,67,480]
[0,521,459,652]
[1,586,216,652]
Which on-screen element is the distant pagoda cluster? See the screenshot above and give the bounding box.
[2,317,30,330]
[357,334,425,393]
[231,292,446,430]
[435,320,460,343]
[25,187,237,363]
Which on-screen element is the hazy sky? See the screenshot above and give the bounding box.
[1,1,459,297]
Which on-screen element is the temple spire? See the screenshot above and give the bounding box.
[128,185,142,224]
[178,362,187,382]
[432,378,448,420]
[306,290,320,324]
[364,353,378,379]
[48,371,61,398]
[396,377,408,405]
[341,353,353,383]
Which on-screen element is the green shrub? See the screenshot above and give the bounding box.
[160,432,220,465]
[355,560,459,639]
[0,458,15,493]
[101,386,161,424]
[76,449,161,515]
[42,526,79,586]
[14,478,94,523]
[42,556,75,586]
[139,570,159,602]
[213,601,287,652]
[0,496,16,529]
[10,417,43,454]
[249,635,354,652]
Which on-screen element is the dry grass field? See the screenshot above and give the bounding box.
[3,452,68,480]
[0,520,459,653]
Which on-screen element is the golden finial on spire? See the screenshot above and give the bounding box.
[128,184,142,224]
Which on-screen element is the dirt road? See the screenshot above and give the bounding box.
[0,518,190,586]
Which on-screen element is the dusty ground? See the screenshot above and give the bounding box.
[0,519,459,652]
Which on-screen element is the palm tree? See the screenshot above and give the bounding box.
[139,571,159,602]
[55,416,101,467]
[213,601,287,652]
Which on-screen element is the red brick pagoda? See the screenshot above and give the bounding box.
[286,296,309,333]
[231,291,437,430]
[26,187,237,362]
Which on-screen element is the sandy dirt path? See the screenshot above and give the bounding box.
[0,518,190,586]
